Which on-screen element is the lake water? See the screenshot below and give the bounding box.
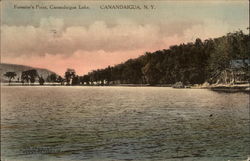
[1,86,249,161]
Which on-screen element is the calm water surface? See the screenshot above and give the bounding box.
[1,86,249,161]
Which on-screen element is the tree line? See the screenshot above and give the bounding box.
[83,30,249,85]
[4,30,249,86]
[4,68,81,85]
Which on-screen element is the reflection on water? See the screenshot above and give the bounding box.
[1,86,249,161]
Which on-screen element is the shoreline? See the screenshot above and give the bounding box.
[208,85,250,93]
[1,82,249,93]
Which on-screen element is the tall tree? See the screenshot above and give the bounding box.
[56,76,64,85]
[64,68,76,85]
[38,76,45,85]
[47,73,57,83]
[4,72,17,85]
[82,30,249,86]
[21,69,38,84]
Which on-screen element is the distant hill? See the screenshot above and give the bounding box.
[0,63,58,82]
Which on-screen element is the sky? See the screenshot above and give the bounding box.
[1,0,249,75]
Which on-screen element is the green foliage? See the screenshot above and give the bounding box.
[64,68,76,85]
[56,76,64,84]
[46,73,57,82]
[4,72,17,84]
[82,30,249,85]
[21,69,38,84]
[39,77,45,85]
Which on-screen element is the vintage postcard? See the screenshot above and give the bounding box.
[1,0,249,161]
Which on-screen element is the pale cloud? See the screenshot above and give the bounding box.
[2,17,206,58]
[183,19,233,42]
[2,17,165,57]
[1,16,247,75]
[40,17,64,31]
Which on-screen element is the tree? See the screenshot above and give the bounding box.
[81,75,90,85]
[72,75,80,85]
[21,72,29,84]
[81,30,249,86]
[47,73,57,83]
[56,76,64,85]
[21,69,38,85]
[142,52,163,85]
[38,76,45,85]
[64,68,76,85]
[4,72,17,85]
